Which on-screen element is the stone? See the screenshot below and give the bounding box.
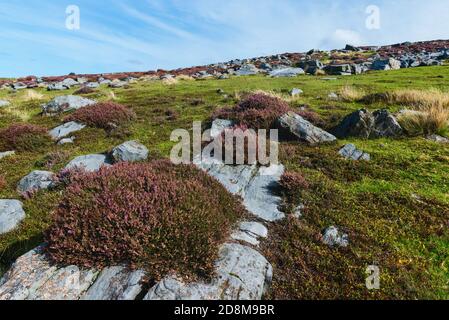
[58,137,75,145]
[269,68,305,78]
[42,95,96,114]
[325,64,352,75]
[144,243,272,300]
[64,154,111,172]
[345,44,362,52]
[17,171,55,194]
[290,88,303,97]
[372,109,403,138]
[277,112,337,144]
[427,134,449,144]
[0,151,15,160]
[82,266,146,300]
[109,80,128,88]
[371,58,401,70]
[234,64,259,76]
[231,222,268,246]
[111,141,149,163]
[62,78,79,87]
[0,200,26,235]
[210,119,234,139]
[298,60,324,74]
[328,92,339,100]
[12,82,27,90]
[322,226,349,248]
[338,144,370,161]
[85,82,100,88]
[47,82,69,91]
[49,121,86,140]
[0,100,10,107]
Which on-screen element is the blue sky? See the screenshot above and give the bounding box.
[1,0,449,77]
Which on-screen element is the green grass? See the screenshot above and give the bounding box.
[0,67,448,299]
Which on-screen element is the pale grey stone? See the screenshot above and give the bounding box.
[0,151,15,160]
[82,266,146,300]
[231,222,268,246]
[290,88,303,96]
[49,122,86,140]
[42,95,96,114]
[57,137,75,145]
[64,154,110,172]
[338,144,370,161]
[17,170,55,193]
[427,134,449,144]
[0,100,10,107]
[0,200,26,235]
[269,68,305,77]
[111,141,149,163]
[210,119,234,139]
[322,226,349,248]
[144,243,272,300]
[277,112,337,144]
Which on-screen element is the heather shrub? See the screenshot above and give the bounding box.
[45,160,246,279]
[0,175,6,190]
[74,86,95,95]
[64,102,136,130]
[280,171,310,196]
[214,93,290,129]
[0,123,52,152]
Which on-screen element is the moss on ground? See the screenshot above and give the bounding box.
[0,67,448,298]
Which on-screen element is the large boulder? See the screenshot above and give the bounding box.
[64,154,111,172]
[144,243,272,300]
[49,122,86,140]
[332,109,403,139]
[269,68,305,77]
[42,95,96,114]
[277,112,337,144]
[0,200,26,235]
[111,141,149,163]
[47,83,69,91]
[298,60,323,74]
[371,58,401,70]
[234,64,259,76]
[324,64,352,75]
[17,171,55,194]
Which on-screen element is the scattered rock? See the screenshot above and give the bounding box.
[0,100,10,107]
[17,170,55,194]
[0,200,26,235]
[427,134,449,144]
[47,83,69,91]
[269,68,305,78]
[328,92,339,100]
[325,64,352,75]
[322,226,349,248]
[231,222,268,246]
[42,95,96,114]
[338,144,370,161]
[111,141,149,163]
[371,58,401,70]
[235,64,259,76]
[290,88,303,97]
[0,151,15,160]
[144,243,272,300]
[49,122,86,140]
[64,154,111,172]
[57,137,75,145]
[277,112,337,144]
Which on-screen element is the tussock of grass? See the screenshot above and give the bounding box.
[339,86,366,102]
[387,88,449,109]
[398,107,449,136]
[162,77,179,85]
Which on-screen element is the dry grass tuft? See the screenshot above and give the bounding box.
[386,89,449,109]
[162,77,179,86]
[398,107,449,136]
[339,86,366,102]
[20,89,44,102]
[176,74,195,81]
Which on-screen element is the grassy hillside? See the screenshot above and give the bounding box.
[0,66,448,299]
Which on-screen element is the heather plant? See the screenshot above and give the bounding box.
[0,123,52,152]
[214,93,290,129]
[45,160,246,279]
[74,86,95,95]
[64,102,136,131]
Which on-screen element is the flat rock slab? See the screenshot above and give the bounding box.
[231,221,268,246]
[144,243,272,300]
[0,200,26,235]
[49,122,86,140]
[64,154,111,172]
[112,141,149,163]
[427,134,449,144]
[269,68,305,77]
[338,144,370,161]
[42,95,96,114]
[17,170,55,193]
[82,266,146,300]
[278,112,337,145]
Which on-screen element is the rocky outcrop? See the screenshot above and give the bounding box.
[49,122,86,140]
[17,170,55,194]
[42,95,96,114]
[111,141,149,163]
[332,109,403,139]
[0,200,26,235]
[144,243,272,300]
[371,58,401,71]
[277,112,337,144]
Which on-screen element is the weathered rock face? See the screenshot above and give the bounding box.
[234,64,260,76]
[42,95,96,114]
[0,100,10,107]
[322,226,349,248]
[277,112,337,144]
[82,266,145,300]
[0,151,15,160]
[231,221,268,246]
[324,64,352,75]
[338,144,370,161]
[111,141,149,163]
[144,243,272,300]
[269,68,305,77]
[0,200,26,235]
[49,122,86,140]
[332,109,402,139]
[47,83,69,91]
[17,170,55,194]
[371,58,401,70]
[64,154,111,172]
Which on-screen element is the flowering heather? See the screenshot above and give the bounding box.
[64,102,136,130]
[214,93,290,129]
[0,123,52,152]
[280,171,310,193]
[45,160,246,279]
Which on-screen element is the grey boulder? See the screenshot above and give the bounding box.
[269,68,305,77]
[17,171,55,193]
[290,88,303,97]
[64,154,111,172]
[42,95,96,114]
[0,200,26,235]
[111,141,149,163]
[277,112,337,144]
[338,144,370,161]
[371,58,401,70]
[49,122,86,140]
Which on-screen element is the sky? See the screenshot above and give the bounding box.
[1,0,449,77]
